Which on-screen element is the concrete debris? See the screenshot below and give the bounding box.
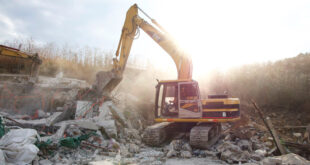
[293,132,302,138]
[46,112,63,126]
[39,159,53,165]
[136,149,164,158]
[166,149,177,158]
[128,143,140,153]
[261,153,310,165]
[75,101,93,119]
[203,150,218,157]
[237,139,252,152]
[251,149,267,161]
[180,151,192,158]
[2,75,310,165]
[97,120,118,139]
[216,141,251,163]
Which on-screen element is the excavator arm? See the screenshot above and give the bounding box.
[94,4,193,94]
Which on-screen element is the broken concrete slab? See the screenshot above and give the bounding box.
[96,120,117,139]
[55,119,99,130]
[75,101,93,119]
[46,112,62,126]
[261,153,310,165]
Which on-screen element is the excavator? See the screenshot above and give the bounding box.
[94,4,240,148]
[0,44,41,81]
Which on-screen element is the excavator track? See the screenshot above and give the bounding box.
[190,123,222,149]
[143,122,197,146]
[142,122,172,146]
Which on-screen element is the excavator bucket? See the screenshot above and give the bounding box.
[92,70,123,95]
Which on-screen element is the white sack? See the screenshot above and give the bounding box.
[0,129,39,164]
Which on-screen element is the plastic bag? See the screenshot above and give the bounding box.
[0,129,39,164]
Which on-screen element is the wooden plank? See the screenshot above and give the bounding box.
[251,100,287,155]
[275,125,308,129]
[266,117,287,155]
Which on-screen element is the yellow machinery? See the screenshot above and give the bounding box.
[0,45,41,79]
[95,4,240,148]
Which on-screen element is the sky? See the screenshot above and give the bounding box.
[1,0,310,78]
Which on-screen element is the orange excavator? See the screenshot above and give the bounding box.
[94,4,240,148]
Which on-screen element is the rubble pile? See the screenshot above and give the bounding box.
[0,77,310,164]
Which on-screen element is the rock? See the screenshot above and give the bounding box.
[217,141,251,163]
[192,149,201,157]
[182,143,192,152]
[89,160,115,165]
[0,150,4,165]
[75,101,93,119]
[224,134,231,141]
[97,120,117,138]
[98,101,129,128]
[98,101,114,120]
[108,139,120,151]
[46,112,63,126]
[264,141,272,147]
[261,153,310,165]
[37,109,48,118]
[237,139,252,152]
[39,159,53,165]
[124,128,141,141]
[56,107,63,111]
[150,160,163,165]
[139,157,156,164]
[50,101,76,125]
[251,149,266,161]
[180,151,192,158]
[109,104,130,128]
[121,157,139,164]
[166,149,177,158]
[136,149,164,159]
[120,145,131,157]
[128,143,140,153]
[250,136,265,150]
[169,140,183,151]
[293,132,302,138]
[65,124,81,137]
[304,124,310,143]
[203,150,217,157]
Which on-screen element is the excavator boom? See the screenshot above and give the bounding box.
[93,4,192,95]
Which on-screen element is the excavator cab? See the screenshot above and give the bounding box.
[155,80,202,119]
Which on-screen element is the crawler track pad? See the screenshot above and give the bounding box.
[190,123,222,149]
